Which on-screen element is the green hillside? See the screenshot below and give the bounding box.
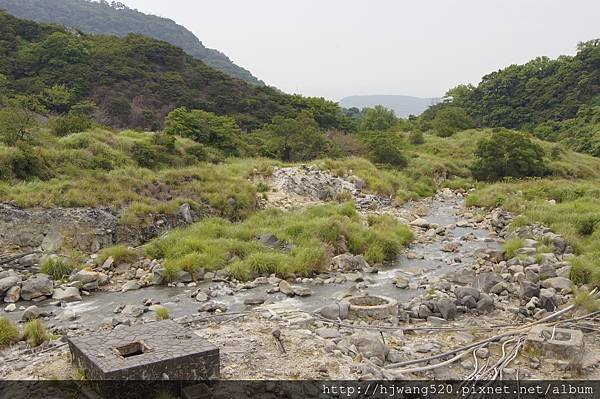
[0,0,263,85]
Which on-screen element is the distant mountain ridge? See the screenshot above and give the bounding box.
[0,0,263,85]
[339,95,440,117]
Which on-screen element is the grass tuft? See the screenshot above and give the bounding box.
[0,317,19,347]
[23,319,52,347]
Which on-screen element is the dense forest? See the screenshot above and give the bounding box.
[0,10,350,132]
[426,40,600,156]
[0,0,263,85]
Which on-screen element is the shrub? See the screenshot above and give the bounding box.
[503,238,524,259]
[0,317,19,347]
[471,130,547,181]
[97,245,139,265]
[131,142,161,168]
[367,134,408,168]
[154,306,170,320]
[23,319,51,347]
[408,130,425,145]
[256,182,270,193]
[432,106,474,137]
[185,144,207,161]
[49,114,93,136]
[39,257,77,280]
[11,146,51,180]
[359,106,397,131]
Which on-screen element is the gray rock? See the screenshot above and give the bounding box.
[476,294,494,312]
[541,277,572,292]
[4,303,17,312]
[58,310,78,321]
[520,280,540,299]
[22,305,41,321]
[0,276,20,296]
[437,298,457,320]
[179,203,193,224]
[350,333,389,361]
[121,304,145,317]
[427,316,448,325]
[539,289,558,311]
[3,286,21,303]
[52,287,81,302]
[417,304,432,318]
[471,273,504,293]
[121,281,141,292]
[524,269,539,283]
[316,327,341,339]
[259,234,280,249]
[460,295,478,309]
[152,267,166,285]
[293,286,312,297]
[279,280,294,296]
[198,301,227,313]
[410,218,429,228]
[394,277,409,289]
[318,303,349,320]
[454,286,480,301]
[41,230,64,252]
[476,347,490,359]
[21,276,54,301]
[101,256,114,270]
[195,292,209,302]
[539,264,557,280]
[244,296,266,305]
[70,269,99,285]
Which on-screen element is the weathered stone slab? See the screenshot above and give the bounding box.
[67,320,219,380]
[524,325,584,367]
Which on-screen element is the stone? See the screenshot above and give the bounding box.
[539,264,557,280]
[52,287,81,302]
[121,281,141,292]
[524,269,539,283]
[475,347,490,359]
[41,230,64,252]
[22,305,41,321]
[471,273,504,293]
[520,280,540,299]
[441,242,460,252]
[152,268,166,285]
[258,234,280,249]
[436,298,457,320]
[318,303,349,320]
[476,294,494,313]
[539,289,558,312]
[393,276,409,289]
[460,295,477,309]
[4,303,16,312]
[101,256,114,270]
[243,296,266,306]
[349,333,389,361]
[195,292,209,302]
[121,304,145,318]
[21,276,54,301]
[427,316,447,325]
[58,310,79,322]
[70,269,100,285]
[179,203,193,224]
[454,286,480,301]
[0,276,20,296]
[3,285,21,303]
[316,328,341,339]
[293,286,312,297]
[541,277,572,292]
[417,304,432,319]
[409,218,429,228]
[198,302,227,313]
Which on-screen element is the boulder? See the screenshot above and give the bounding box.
[278,280,294,296]
[437,298,457,320]
[41,230,64,252]
[318,303,349,320]
[3,286,21,303]
[316,327,341,339]
[22,305,41,321]
[195,292,209,302]
[350,333,389,361]
[520,280,540,299]
[70,269,99,285]
[0,276,20,296]
[4,303,16,312]
[394,276,409,289]
[460,295,478,309]
[121,281,141,292]
[539,264,557,280]
[244,296,266,305]
[198,301,228,313]
[293,286,312,297]
[539,289,558,312]
[441,242,460,253]
[152,267,166,285]
[259,234,280,249]
[52,287,81,302]
[179,203,193,224]
[409,218,429,228]
[454,286,481,301]
[121,304,145,318]
[471,273,504,293]
[21,276,54,301]
[541,277,572,292]
[476,294,494,313]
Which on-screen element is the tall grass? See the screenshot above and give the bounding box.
[0,317,19,347]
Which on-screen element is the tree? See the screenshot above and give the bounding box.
[0,95,43,145]
[471,130,547,181]
[42,85,75,113]
[359,106,397,131]
[366,134,408,168]
[432,106,474,137]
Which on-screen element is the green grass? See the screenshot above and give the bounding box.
[154,306,170,320]
[146,202,414,281]
[39,257,80,280]
[503,238,524,259]
[97,245,140,265]
[0,317,19,347]
[467,178,600,286]
[23,319,52,347]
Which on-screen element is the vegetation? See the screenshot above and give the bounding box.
[97,245,139,265]
[0,317,19,347]
[39,257,79,280]
[0,0,263,84]
[145,203,414,281]
[23,319,52,347]
[503,238,524,259]
[154,306,170,320]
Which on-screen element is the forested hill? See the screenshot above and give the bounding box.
[0,10,349,131]
[431,40,600,156]
[0,0,263,85]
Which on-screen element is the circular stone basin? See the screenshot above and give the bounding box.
[342,295,398,322]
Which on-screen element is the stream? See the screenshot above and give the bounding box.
[6,194,501,330]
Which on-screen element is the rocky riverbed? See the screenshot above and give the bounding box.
[0,166,598,380]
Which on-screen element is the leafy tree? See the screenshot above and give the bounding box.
[49,113,93,136]
[366,133,408,168]
[359,106,397,131]
[0,96,42,145]
[408,130,425,145]
[253,111,329,162]
[471,130,547,181]
[164,107,243,156]
[42,85,75,113]
[432,106,474,137]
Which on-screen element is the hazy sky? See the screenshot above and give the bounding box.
[119,0,599,101]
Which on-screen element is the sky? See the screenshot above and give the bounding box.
[118,0,599,101]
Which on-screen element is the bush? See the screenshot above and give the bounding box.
[154,306,170,320]
[471,130,547,181]
[49,114,92,136]
[432,106,473,137]
[131,142,161,168]
[23,319,51,347]
[359,106,397,131]
[0,317,19,347]
[503,238,524,259]
[39,257,77,280]
[408,130,425,145]
[367,134,408,168]
[11,146,51,180]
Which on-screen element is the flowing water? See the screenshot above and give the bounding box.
[6,195,501,329]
